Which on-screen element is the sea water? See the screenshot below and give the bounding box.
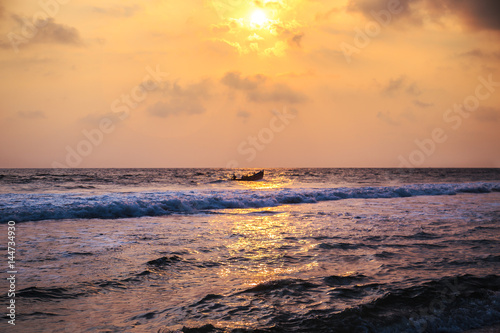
[0,168,499,332]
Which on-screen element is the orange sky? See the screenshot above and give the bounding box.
[1,0,499,168]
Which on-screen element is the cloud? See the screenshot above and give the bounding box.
[170,79,212,100]
[381,76,423,97]
[413,100,433,108]
[248,33,264,42]
[406,82,422,96]
[222,71,306,104]
[382,76,406,96]
[254,0,287,10]
[270,19,303,39]
[401,108,417,121]
[248,83,307,104]
[17,110,46,119]
[276,70,315,78]
[209,5,303,57]
[80,112,121,125]
[427,0,500,31]
[455,48,500,60]
[315,7,341,22]
[376,111,399,126]
[147,79,212,118]
[237,109,251,118]
[347,0,415,22]
[221,72,267,90]
[456,49,485,58]
[91,5,140,17]
[0,40,11,50]
[288,33,304,48]
[11,17,82,46]
[348,0,500,31]
[211,20,240,34]
[147,100,205,118]
[475,107,500,122]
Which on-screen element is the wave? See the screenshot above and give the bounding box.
[164,275,500,333]
[1,182,499,223]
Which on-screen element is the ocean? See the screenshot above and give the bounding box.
[1,168,499,332]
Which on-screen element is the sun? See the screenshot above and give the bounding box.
[250,9,268,26]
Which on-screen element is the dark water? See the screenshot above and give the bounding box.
[1,168,500,194]
[0,168,499,332]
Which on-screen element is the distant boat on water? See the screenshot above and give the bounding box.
[231,170,264,181]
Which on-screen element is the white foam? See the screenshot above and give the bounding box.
[1,182,499,223]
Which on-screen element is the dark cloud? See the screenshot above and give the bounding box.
[431,0,500,31]
[288,33,304,48]
[91,5,140,17]
[17,110,46,119]
[382,76,406,96]
[221,72,267,90]
[348,0,500,31]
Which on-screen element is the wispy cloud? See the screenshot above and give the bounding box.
[382,76,406,96]
[147,100,205,118]
[147,79,212,118]
[475,107,500,122]
[222,71,306,104]
[376,111,399,126]
[413,100,433,108]
[17,110,46,119]
[248,83,307,104]
[237,109,251,120]
[11,16,82,46]
[91,5,141,18]
[221,72,267,90]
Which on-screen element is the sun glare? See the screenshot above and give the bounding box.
[250,9,268,26]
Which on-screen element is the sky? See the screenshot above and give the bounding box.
[0,0,499,168]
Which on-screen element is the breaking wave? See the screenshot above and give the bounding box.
[1,182,499,223]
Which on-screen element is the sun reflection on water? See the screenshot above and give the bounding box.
[234,173,293,190]
[213,207,318,288]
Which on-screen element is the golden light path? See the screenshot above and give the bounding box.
[209,176,321,295]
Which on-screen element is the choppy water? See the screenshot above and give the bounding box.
[1,168,499,332]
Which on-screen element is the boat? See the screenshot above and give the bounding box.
[231,170,264,181]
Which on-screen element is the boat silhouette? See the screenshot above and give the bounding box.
[231,170,264,181]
